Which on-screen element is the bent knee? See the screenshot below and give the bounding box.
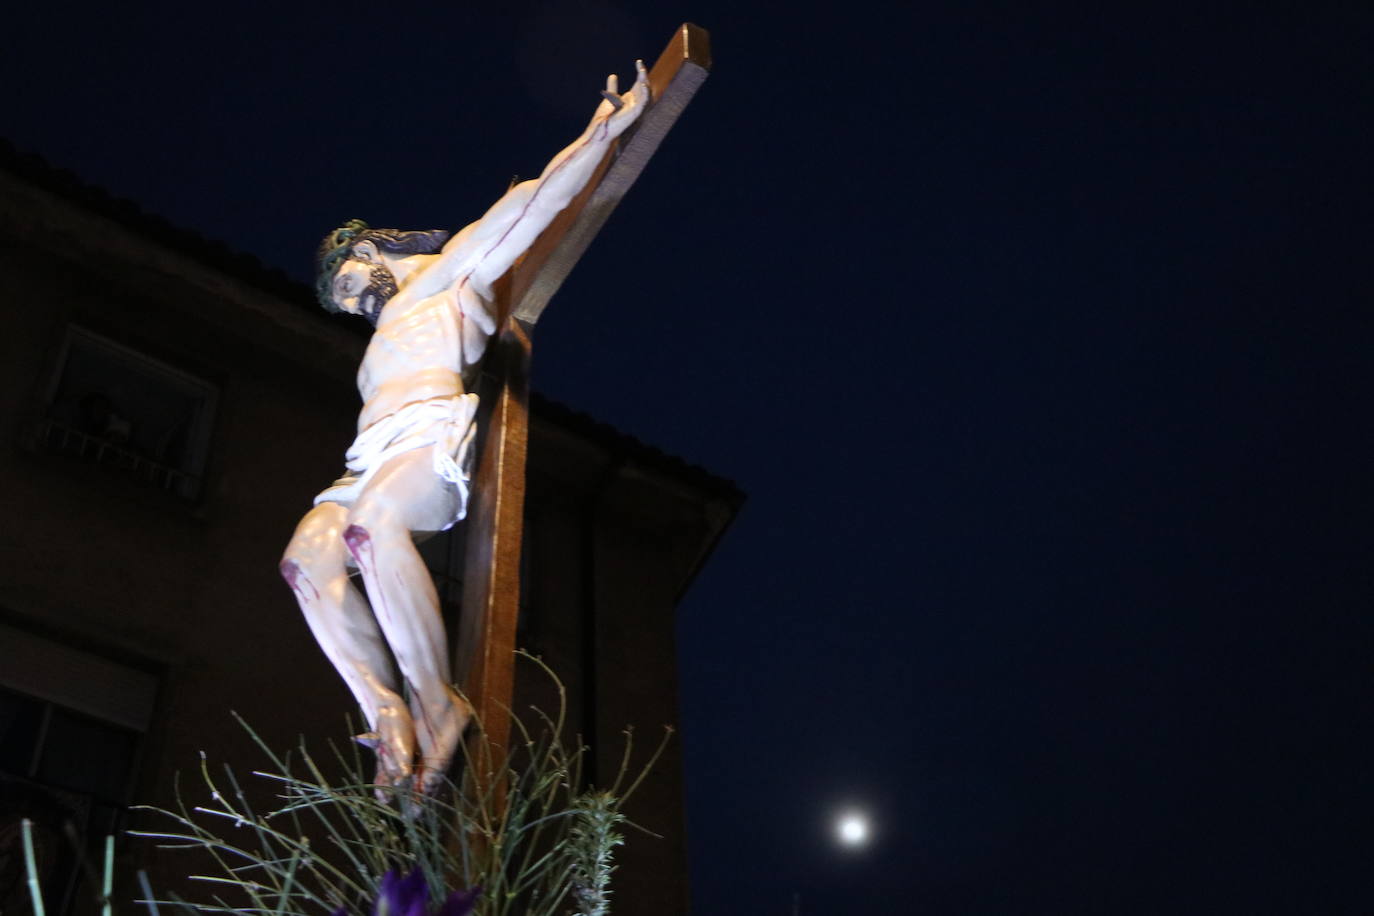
[343,502,406,549]
[280,542,343,584]
[342,523,370,561]
[278,556,326,606]
[341,518,407,563]
[283,507,351,577]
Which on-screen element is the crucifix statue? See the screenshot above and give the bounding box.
[280,26,710,796]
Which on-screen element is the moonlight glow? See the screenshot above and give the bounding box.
[836,812,869,847]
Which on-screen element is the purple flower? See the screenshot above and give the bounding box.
[333,869,480,916]
[433,886,481,916]
[376,868,427,916]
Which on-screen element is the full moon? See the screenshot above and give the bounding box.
[836,813,869,847]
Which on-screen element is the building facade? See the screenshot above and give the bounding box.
[0,142,740,915]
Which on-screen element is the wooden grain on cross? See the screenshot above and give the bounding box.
[454,23,711,765]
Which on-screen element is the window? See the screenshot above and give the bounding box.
[0,622,158,915]
[31,326,218,500]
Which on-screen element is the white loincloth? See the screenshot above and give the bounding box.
[314,394,480,528]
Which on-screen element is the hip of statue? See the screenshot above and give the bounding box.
[358,367,467,433]
[316,384,481,526]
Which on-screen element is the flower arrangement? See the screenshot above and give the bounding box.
[20,656,668,916]
[340,867,479,916]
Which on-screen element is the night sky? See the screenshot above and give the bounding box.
[6,2,1372,912]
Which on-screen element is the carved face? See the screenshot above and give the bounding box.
[332,243,398,323]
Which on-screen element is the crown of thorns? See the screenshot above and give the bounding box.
[315,218,370,311]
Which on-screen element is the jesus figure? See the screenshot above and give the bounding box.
[280,62,649,795]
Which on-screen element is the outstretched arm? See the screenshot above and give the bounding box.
[431,61,650,296]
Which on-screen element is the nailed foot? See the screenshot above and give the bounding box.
[411,685,474,796]
[358,703,416,801]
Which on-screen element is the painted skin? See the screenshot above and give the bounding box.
[281,64,650,797]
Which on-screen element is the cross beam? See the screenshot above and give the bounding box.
[454,24,711,763]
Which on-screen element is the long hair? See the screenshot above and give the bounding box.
[360,226,452,256]
[315,221,452,312]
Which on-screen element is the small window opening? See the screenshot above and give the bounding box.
[33,327,218,500]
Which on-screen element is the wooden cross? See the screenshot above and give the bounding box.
[453,24,711,764]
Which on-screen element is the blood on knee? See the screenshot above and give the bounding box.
[343,524,372,564]
[279,557,321,601]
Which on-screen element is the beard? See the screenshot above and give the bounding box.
[357,264,399,325]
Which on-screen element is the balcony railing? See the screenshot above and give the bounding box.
[34,418,199,497]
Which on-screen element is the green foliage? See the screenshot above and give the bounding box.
[565,794,623,916]
[129,656,670,916]
[19,822,118,916]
